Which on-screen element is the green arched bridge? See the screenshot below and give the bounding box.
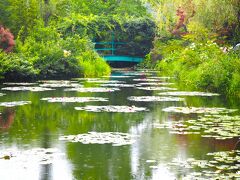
[103,55,143,63]
[94,33,144,63]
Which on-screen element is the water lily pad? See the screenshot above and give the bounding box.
[74,105,148,112]
[135,87,177,91]
[1,87,55,92]
[167,150,240,179]
[146,160,157,163]
[162,107,237,114]
[0,101,31,107]
[133,79,163,82]
[100,84,135,88]
[59,132,138,146]
[127,96,184,102]
[0,148,63,165]
[154,114,240,139]
[136,82,174,86]
[64,87,120,92]
[41,97,108,103]
[39,80,76,84]
[3,82,38,86]
[39,83,82,88]
[158,91,220,96]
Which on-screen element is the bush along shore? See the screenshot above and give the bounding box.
[141,0,240,98]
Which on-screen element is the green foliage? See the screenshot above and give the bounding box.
[156,39,240,97]
[0,0,152,80]
[0,51,38,80]
[146,0,240,44]
[77,52,111,78]
[14,22,110,79]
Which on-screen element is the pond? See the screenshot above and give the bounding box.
[0,70,239,179]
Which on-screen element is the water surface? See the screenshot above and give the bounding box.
[0,71,239,180]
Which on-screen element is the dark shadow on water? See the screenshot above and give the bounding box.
[107,61,138,68]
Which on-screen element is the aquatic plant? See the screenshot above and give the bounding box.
[59,132,139,146]
[158,91,220,96]
[162,107,238,114]
[41,97,108,103]
[64,87,120,93]
[75,105,148,112]
[154,114,240,140]
[1,86,55,92]
[0,101,31,107]
[135,86,177,91]
[128,96,184,102]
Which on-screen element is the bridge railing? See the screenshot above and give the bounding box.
[94,41,126,55]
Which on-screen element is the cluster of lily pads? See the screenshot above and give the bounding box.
[100,84,135,88]
[136,82,174,86]
[158,91,220,97]
[0,101,31,107]
[0,148,63,165]
[75,105,148,113]
[59,132,138,146]
[1,86,55,92]
[162,106,237,114]
[128,96,184,102]
[168,150,240,179]
[39,83,82,88]
[41,97,108,103]
[64,87,120,92]
[135,86,177,91]
[3,82,38,86]
[154,114,240,139]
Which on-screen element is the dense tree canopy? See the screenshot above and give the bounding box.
[0,0,153,80]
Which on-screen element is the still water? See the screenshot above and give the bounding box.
[0,70,239,180]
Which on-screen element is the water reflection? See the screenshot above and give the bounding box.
[0,108,15,130]
[0,71,239,179]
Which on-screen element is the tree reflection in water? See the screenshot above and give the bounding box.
[0,108,15,130]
